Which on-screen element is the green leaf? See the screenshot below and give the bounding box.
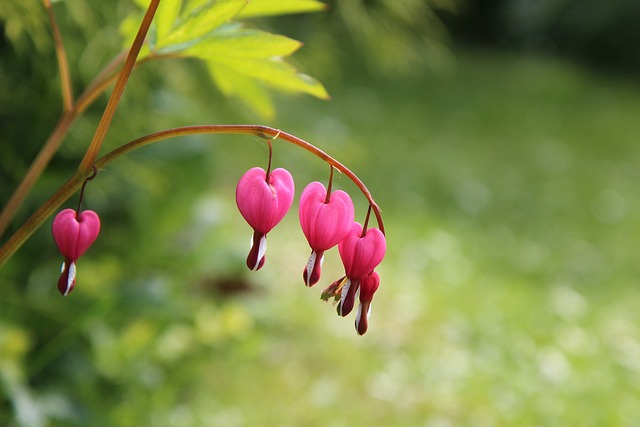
[156,0,182,42]
[210,56,329,99]
[119,1,328,117]
[183,0,209,15]
[186,27,302,58]
[119,13,141,49]
[159,0,248,47]
[207,62,275,118]
[186,27,329,100]
[237,0,326,18]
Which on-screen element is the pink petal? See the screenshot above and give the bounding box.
[52,209,101,260]
[236,167,294,234]
[360,271,381,303]
[355,273,380,335]
[299,182,354,251]
[355,300,372,335]
[338,223,386,280]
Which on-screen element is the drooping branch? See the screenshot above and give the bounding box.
[0,125,385,268]
[95,125,385,234]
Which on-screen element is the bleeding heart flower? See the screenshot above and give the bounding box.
[355,271,380,335]
[52,208,101,296]
[299,181,354,286]
[236,167,294,271]
[336,222,386,316]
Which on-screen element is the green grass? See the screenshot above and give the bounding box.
[3,49,640,426]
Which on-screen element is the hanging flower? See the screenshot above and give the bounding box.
[52,208,101,295]
[298,181,354,286]
[336,222,386,317]
[236,167,294,270]
[355,271,380,335]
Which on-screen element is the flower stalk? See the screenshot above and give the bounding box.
[43,0,73,112]
[0,4,175,239]
[0,125,384,268]
[78,0,161,173]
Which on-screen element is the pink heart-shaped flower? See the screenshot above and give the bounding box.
[338,222,386,280]
[355,271,381,336]
[52,209,101,261]
[236,167,294,235]
[236,167,294,270]
[299,181,354,286]
[299,181,354,251]
[52,208,101,296]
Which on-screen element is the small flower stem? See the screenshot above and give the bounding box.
[43,0,73,112]
[361,205,372,237]
[0,125,385,269]
[78,0,161,173]
[325,165,334,204]
[265,138,273,180]
[75,166,98,215]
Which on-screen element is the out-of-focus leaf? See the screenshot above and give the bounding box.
[119,13,152,57]
[118,0,328,117]
[119,12,140,49]
[156,0,182,42]
[186,27,302,58]
[159,0,248,47]
[183,0,209,15]
[210,55,329,99]
[238,0,326,18]
[0,0,50,52]
[208,62,275,118]
[186,27,329,106]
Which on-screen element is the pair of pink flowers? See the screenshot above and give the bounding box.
[236,167,386,335]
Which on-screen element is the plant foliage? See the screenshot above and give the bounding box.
[121,0,329,118]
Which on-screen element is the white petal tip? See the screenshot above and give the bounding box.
[64,262,76,296]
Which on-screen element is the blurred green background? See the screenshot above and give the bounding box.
[2,0,640,425]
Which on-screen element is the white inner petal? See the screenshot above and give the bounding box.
[355,302,364,328]
[339,278,351,316]
[305,251,317,286]
[60,261,66,273]
[252,235,267,271]
[64,262,76,296]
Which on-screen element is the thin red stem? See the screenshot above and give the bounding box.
[94,125,385,234]
[361,205,372,237]
[325,165,334,204]
[76,166,98,215]
[265,138,273,180]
